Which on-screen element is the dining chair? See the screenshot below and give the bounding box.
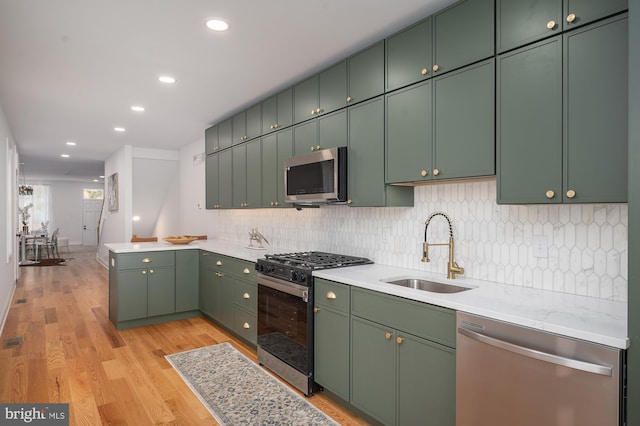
[45,228,60,259]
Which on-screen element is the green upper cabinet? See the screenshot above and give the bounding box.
[245,138,262,208]
[293,109,347,155]
[217,117,233,151]
[348,96,413,207]
[563,15,627,203]
[232,144,248,208]
[261,88,293,135]
[232,104,261,145]
[294,60,347,124]
[497,0,562,53]
[432,0,495,76]
[347,41,385,105]
[218,149,233,208]
[498,14,627,204]
[563,0,627,30]
[386,18,432,92]
[386,80,432,184]
[432,59,495,180]
[205,154,220,209]
[261,129,292,208]
[205,125,218,155]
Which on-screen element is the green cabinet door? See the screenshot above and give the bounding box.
[496,0,562,53]
[348,96,413,207]
[276,130,293,207]
[351,316,396,426]
[261,95,278,135]
[176,250,199,312]
[497,37,563,204]
[205,154,219,209]
[218,149,233,208]
[563,0,627,30]
[261,134,278,207]
[348,41,384,105]
[432,59,495,180]
[232,110,246,145]
[232,144,247,208]
[433,0,494,75]
[386,18,432,91]
[147,266,175,317]
[199,253,218,317]
[318,109,347,150]
[245,103,261,141]
[386,80,432,184]
[563,15,628,203]
[319,60,347,115]
[397,334,455,426]
[246,138,262,208]
[314,306,350,401]
[294,75,319,124]
[262,88,293,135]
[218,117,233,150]
[293,120,318,155]
[217,272,234,328]
[117,269,148,321]
[205,125,219,155]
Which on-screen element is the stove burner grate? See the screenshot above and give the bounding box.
[263,251,372,270]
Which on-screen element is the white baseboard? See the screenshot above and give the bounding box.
[0,281,16,338]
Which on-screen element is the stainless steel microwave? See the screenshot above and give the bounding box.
[284,147,347,204]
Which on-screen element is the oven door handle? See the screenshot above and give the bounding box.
[256,275,309,302]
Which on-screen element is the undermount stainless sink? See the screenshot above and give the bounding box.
[381,277,475,293]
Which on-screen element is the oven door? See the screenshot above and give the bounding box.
[256,274,312,376]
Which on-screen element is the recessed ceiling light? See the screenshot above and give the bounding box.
[93,179,99,182]
[131,105,145,112]
[66,141,76,146]
[132,215,141,221]
[61,154,70,158]
[205,18,229,31]
[99,175,105,178]
[158,75,176,84]
[114,127,126,132]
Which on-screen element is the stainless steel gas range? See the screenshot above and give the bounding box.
[255,251,372,396]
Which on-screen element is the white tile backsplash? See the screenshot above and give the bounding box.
[210,179,628,302]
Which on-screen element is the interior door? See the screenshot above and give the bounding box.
[83,199,102,245]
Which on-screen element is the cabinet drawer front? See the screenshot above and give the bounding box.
[314,278,350,312]
[234,279,257,313]
[233,260,256,280]
[234,306,257,345]
[351,287,455,347]
[116,251,175,270]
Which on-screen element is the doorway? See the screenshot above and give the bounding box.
[83,199,102,245]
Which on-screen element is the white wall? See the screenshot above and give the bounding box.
[0,103,17,332]
[178,138,628,303]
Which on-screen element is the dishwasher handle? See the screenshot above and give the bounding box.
[457,326,613,377]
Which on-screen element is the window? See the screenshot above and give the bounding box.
[83,188,104,199]
[19,184,51,233]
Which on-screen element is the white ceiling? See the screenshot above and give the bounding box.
[0,0,456,182]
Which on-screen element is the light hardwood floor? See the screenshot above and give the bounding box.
[0,246,368,425]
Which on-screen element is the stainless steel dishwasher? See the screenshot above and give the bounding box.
[456,312,625,426]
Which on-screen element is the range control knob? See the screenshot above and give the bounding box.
[298,273,307,283]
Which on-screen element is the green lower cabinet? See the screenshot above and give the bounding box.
[146,266,176,317]
[314,305,350,400]
[199,252,219,318]
[116,268,149,321]
[176,250,199,312]
[233,305,257,345]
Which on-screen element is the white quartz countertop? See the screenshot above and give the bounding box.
[314,264,628,349]
[105,240,628,349]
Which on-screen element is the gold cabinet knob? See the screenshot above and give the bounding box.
[274,201,279,206]
[566,13,576,23]
[396,336,404,345]
[432,64,439,72]
[326,291,336,299]
[420,170,428,177]
[243,268,250,274]
[547,20,556,29]
[421,68,428,76]
[385,332,392,340]
[216,260,222,266]
[346,96,352,102]
[270,124,275,129]
[545,190,555,199]
[433,168,440,176]
[142,270,147,275]
[243,292,250,299]
[311,109,316,115]
[313,307,319,313]
[347,199,353,205]
[270,201,275,206]
[274,124,279,129]
[243,322,250,329]
[142,258,152,263]
[566,189,576,199]
[149,269,154,274]
[202,252,210,256]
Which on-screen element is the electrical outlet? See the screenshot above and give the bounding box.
[533,235,548,258]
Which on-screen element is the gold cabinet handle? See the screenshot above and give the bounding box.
[142,270,147,275]
[566,13,576,23]
[274,201,279,206]
[142,258,152,263]
[274,124,279,129]
[243,268,250,274]
[215,272,224,277]
[346,96,352,102]
[243,322,250,329]
[270,124,275,129]
[545,190,555,199]
[421,68,428,76]
[326,291,336,299]
[396,336,404,345]
[432,64,439,72]
[243,292,250,299]
[347,199,353,205]
[313,307,319,313]
[216,260,222,266]
[316,108,322,114]
[270,201,275,206]
[149,269,154,274]
[433,168,440,176]
[385,332,392,340]
[202,252,210,256]
[311,109,316,115]
[566,189,576,199]
[547,20,556,29]
[420,170,428,177]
